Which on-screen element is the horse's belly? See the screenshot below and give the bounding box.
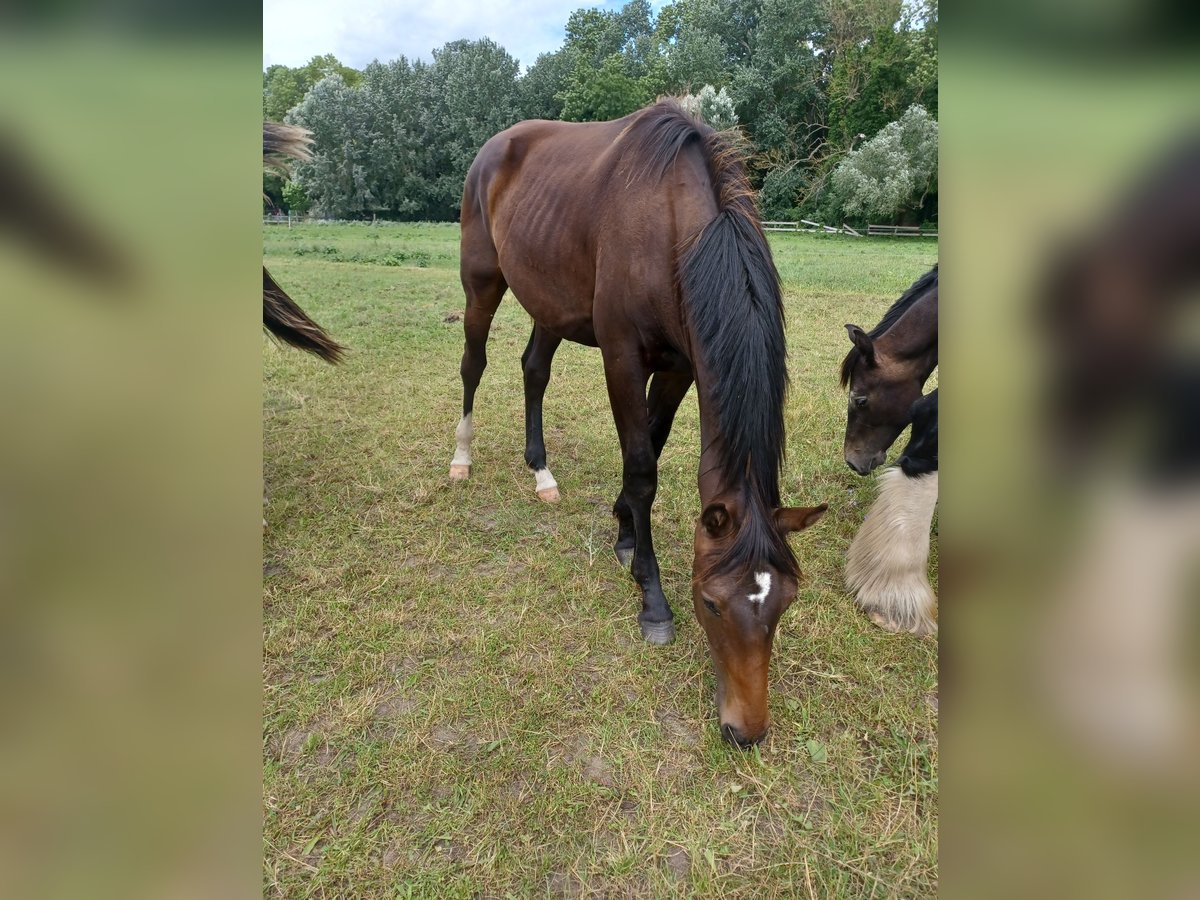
[500,251,599,346]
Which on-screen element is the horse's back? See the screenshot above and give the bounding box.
[461,113,718,349]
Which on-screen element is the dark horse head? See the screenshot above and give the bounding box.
[841,266,938,474]
[691,498,826,746]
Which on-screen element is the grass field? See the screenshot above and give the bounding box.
[263,221,938,897]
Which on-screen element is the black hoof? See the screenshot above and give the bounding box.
[639,618,675,645]
[614,544,634,568]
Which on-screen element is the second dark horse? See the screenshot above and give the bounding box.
[450,100,826,746]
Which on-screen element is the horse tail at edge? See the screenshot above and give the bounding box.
[262,267,345,364]
[262,121,344,364]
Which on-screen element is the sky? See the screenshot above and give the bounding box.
[263,0,639,73]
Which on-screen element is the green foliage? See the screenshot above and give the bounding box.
[678,84,738,130]
[285,40,522,220]
[559,54,651,122]
[520,50,573,120]
[281,180,309,214]
[263,0,937,224]
[830,103,938,222]
[759,163,807,219]
[263,54,362,122]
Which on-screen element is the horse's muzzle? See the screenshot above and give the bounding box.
[721,722,767,749]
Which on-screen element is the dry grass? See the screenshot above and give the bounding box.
[264,221,938,897]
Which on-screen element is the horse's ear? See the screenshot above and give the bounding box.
[701,503,732,538]
[775,503,828,534]
[845,325,876,366]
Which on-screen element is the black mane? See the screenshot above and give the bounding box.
[623,100,796,578]
[840,264,938,387]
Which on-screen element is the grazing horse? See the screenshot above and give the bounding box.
[449,100,826,747]
[845,389,939,634]
[841,265,938,474]
[841,267,939,633]
[262,122,343,364]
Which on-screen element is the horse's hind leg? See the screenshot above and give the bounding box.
[845,468,939,635]
[613,371,692,566]
[521,324,564,502]
[450,266,506,481]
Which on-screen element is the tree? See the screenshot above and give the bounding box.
[829,104,937,222]
[285,74,379,218]
[679,84,738,129]
[263,54,361,122]
[416,39,524,216]
[559,53,650,122]
[520,50,574,120]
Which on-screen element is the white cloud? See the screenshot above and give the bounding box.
[263,0,630,72]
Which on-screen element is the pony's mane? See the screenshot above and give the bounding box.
[840,264,938,387]
[620,100,797,579]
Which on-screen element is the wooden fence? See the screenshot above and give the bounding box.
[762,219,938,238]
[866,224,939,237]
[762,220,861,236]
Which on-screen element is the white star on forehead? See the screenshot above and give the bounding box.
[747,571,771,605]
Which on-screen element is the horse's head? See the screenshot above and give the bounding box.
[691,500,827,747]
[841,324,929,474]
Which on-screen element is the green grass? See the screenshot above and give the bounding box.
[264,221,938,897]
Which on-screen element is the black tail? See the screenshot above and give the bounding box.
[262,122,343,364]
[263,267,344,364]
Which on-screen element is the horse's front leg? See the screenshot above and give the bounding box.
[613,371,693,567]
[602,352,675,644]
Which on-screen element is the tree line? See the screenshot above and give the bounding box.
[263,0,936,225]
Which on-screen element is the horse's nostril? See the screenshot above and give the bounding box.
[720,723,765,749]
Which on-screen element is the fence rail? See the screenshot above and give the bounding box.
[761,220,862,236]
[866,224,939,237]
[762,220,937,238]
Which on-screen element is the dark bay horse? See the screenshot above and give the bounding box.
[841,265,938,473]
[450,100,826,746]
[841,266,939,633]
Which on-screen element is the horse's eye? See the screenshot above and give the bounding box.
[703,597,722,618]
[853,395,868,408]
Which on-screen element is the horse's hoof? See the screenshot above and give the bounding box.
[639,619,675,645]
[536,486,560,503]
[449,464,471,481]
[614,545,634,568]
[867,610,901,632]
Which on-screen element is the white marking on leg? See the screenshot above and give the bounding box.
[748,571,771,605]
[845,468,939,634]
[451,414,473,467]
[534,467,560,502]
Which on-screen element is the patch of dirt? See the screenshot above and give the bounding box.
[547,871,586,898]
[664,846,691,881]
[581,754,616,788]
[654,707,700,748]
[373,696,418,719]
[442,311,463,323]
[431,838,466,863]
[430,725,465,749]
